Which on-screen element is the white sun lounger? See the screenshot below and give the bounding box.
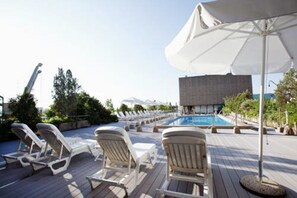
[31,123,98,175]
[158,127,213,198]
[86,126,157,196]
[2,123,48,167]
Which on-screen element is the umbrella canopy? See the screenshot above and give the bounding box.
[121,97,145,106]
[166,0,297,75]
[145,99,166,106]
[165,0,297,195]
[155,100,166,105]
[144,99,156,106]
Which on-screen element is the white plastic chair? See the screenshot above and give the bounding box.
[2,123,48,167]
[86,126,157,196]
[31,123,98,175]
[158,127,213,198]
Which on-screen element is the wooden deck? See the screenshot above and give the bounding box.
[0,123,297,198]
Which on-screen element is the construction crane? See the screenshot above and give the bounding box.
[23,63,42,94]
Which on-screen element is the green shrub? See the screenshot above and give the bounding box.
[0,120,17,142]
[43,116,72,126]
[8,92,41,130]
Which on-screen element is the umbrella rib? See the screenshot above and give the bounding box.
[222,21,261,35]
[270,15,297,33]
[190,22,257,65]
[190,29,237,64]
[273,32,294,60]
[252,21,262,33]
[267,18,278,30]
[268,17,297,60]
[221,27,259,35]
[228,25,260,70]
[271,22,297,33]
[192,23,231,40]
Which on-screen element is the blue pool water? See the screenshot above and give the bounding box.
[165,115,233,126]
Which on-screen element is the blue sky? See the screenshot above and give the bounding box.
[0,0,283,108]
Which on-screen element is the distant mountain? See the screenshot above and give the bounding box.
[253,93,275,99]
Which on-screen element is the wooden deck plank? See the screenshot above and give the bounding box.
[46,154,98,198]
[220,134,253,198]
[210,134,240,198]
[0,162,33,188]
[0,124,297,198]
[235,131,297,197]
[219,133,260,198]
[130,158,166,197]
[0,153,94,197]
[207,136,229,198]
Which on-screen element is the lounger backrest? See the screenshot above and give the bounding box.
[36,123,71,156]
[162,127,207,174]
[95,126,138,168]
[119,112,126,117]
[116,112,122,118]
[11,123,44,151]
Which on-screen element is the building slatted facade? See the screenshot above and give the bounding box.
[179,74,253,114]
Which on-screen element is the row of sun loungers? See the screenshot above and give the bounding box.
[116,110,170,130]
[1,123,213,197]
[2,123,98,175]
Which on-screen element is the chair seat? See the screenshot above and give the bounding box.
[133,143,155,157]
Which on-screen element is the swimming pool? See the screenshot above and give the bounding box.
[165,115,233,126]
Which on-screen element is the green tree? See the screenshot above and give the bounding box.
[275,68,297,126]
[52,68,80,117]
[147,105,157,111]
[223,90,252,126]
[105,99,115,113]
[65,69,80,116]
[77,92,117,124]
[118,104,130,115]
[8,92,41,129]
[240,99,258,118]
[134,104,145,112]
[264,99,279,125]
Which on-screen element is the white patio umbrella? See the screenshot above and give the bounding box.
[144,99,156,106]
[121,97,146,106]
[165,0,297,196]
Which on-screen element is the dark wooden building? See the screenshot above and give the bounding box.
[179,74,252,114]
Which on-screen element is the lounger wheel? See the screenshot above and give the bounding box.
[19,157,31,167]
[49,158,71,175]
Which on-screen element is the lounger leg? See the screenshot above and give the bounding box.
[125,169,137,196]
[146,148,157,166]
[49,158,71,175]
[207,169,213,198]
[157,180,170,198]
[3,157,17,164]
[31,161,47,172]
[152,148,157,165]
[19,156,31,167]
[86,169,107,190]
[92,146,103,161]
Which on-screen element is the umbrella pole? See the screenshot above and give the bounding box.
[258,29,266,182]
[240,20,285,197]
